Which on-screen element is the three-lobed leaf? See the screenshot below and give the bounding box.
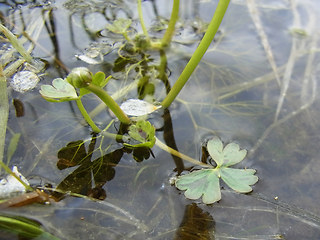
[207,136,247,167]
[175,137,258,204]
[124,120,156,148]
[175,169,221,204]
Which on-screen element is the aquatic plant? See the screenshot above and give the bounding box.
[175,137,258,204]
[38,0,258,205]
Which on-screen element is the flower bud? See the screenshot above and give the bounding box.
[66,67,92,88]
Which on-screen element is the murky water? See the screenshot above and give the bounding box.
[1,0,320,239]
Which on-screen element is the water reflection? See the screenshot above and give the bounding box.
[175,203,215,240]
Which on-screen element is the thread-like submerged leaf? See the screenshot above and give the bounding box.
[175,136,258,204]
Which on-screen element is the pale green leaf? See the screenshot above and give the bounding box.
[175,169,221,204]
[207,136,224,166]
[207,137,247,167]
[220,142,247,167]
[175,136,258,204]
[40,78,78,102]
[220,168,258,193]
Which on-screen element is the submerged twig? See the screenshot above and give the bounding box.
[246,0,281,87]
[273,38,297,122]
[249,74,316,156]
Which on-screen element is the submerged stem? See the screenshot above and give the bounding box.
[161,0,230,109]
[75,99,101,133]
[85,83,131,125]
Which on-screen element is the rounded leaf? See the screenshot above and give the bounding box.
[220,168,258,193]
[222,142,247,167]
[175,169,221,204]
[40,78,78,101]
[207,137,224,166]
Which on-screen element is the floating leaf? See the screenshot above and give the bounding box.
[106,18,132,34]
[220,168,258,193]
[39,78,78,102]
[124,120,156,148]
[175,169,221,204]
[10,71,39,93]
[175,137,258,204]
[207,136,247,167]
[120,99,160,116]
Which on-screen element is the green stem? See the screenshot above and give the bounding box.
[161,0,180,47]
[155,137,212,168]
[137,0,151,43]
[75,99,101,133]
[0,23,33,63]
[161,0,230,109]
[85,83,131,125]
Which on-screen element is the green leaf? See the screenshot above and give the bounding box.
[106,18,132,34]
[175,169,221,204]
[175,136,258,204]
[124,120,155,148]
[207,136,247,167]
[39,78,78,102]
[79,72,111,96]
[220,168,258,193]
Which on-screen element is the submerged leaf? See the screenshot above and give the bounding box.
[39,78,78,102]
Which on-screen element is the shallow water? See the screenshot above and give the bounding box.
[1,0,320,239]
